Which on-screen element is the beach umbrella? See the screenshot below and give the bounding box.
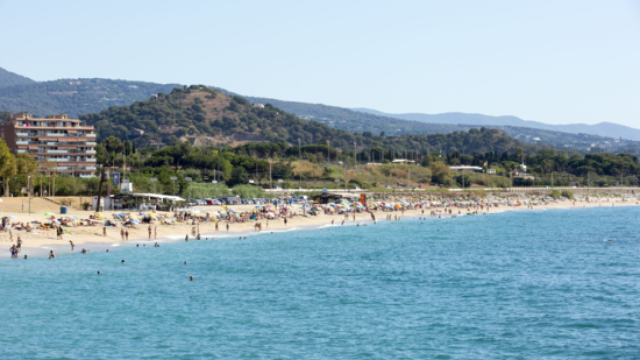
[44,212,55,217]
[7,215,17,220]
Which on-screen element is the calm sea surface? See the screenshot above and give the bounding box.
[1,207,639,359]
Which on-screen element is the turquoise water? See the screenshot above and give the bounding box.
[1,207,639,359]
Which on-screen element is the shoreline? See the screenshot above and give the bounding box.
[2,198,639,259]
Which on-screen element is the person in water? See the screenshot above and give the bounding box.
[49,250,56,259]
[69,241,75,251]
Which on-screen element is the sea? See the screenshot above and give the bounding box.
[1,206,639,360]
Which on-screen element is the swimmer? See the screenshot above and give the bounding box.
[97,271,101,275]
[121,260,125,264]
[24,255,28,260]
[184,261,187,265]
[49,250,56,259]
[106,249,109,253]
[81,248,88,254]
[190,275,194,281]
[154,242,159,247]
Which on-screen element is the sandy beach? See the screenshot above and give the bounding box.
[1,195,639,258]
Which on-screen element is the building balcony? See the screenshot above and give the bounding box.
[17,149,26,153]
[86,142,97,146]
[47,150,69,154]
[16,132,29,137]
[86,150,96,154]
[16,141,28,145]
[86,134,96,138]
[86,158,97,162]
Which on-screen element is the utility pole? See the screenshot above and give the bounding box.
[344,164,347,191]
[354,141,357,171]
[298,138,302,189]
[269,159,272,189]
[95,167,105,212]
[326,140,330,164]
[27,176,31,214]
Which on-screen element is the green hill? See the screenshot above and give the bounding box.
[80,85,525,155]
[0,77,180,117]
[0,66,35,88]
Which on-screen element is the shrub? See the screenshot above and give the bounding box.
[561,190,574,199]
[550,189,562,199]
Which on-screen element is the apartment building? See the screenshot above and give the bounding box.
[0,113,97,177]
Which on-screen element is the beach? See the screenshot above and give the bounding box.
[2,194,638,257]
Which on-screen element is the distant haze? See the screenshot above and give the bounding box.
[352,109,640,141]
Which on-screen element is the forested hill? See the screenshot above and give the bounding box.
[0,78,179,117]
[242,95,461,136]
[80,85,525,155]
[0,66,35,88]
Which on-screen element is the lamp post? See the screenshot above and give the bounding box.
[170,176,177,196]
[27,175,31,214]
[185,177,192,203]
[150,177,157,194]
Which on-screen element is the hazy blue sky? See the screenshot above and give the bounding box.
[1,0,639,127]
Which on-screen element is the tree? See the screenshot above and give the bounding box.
[104,136,124,154]
[0,140,16,196]
[431,162,452,185]
[15,153,38,178]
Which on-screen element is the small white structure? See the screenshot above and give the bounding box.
[449,166,483,172]
[392,159,416,164]
[252,103,265,109]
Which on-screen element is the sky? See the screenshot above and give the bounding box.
[0,0,639,127]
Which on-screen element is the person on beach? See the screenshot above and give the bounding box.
[120,228,125,241]
[226,223,229,233]
[185,235,189,242]
[103,227,107,237]
[16,237,22,254]
[215,222,219,232]
[10,245,17,259]
[125,230,129,241]
[148,225,152,240]
[284,217,288,226]
[154,226,157,239]
[69,241,75,251]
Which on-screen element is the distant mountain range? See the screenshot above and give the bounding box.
[0,67,179,118]
[1,66,639,155]
[0,67,35,88]
[352,108,640,142]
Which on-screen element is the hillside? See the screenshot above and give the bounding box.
[242,95,461,136]
[0,66,35,88]
[353,108,640,142]
[0,78,180,117]
[228,92,640,154]
[80,85,524,155]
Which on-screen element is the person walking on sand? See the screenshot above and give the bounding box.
[215,221,219,232]
[154,226,157,240]
[125,230,129,241]
[16,237,22,254]
[148,225,152,240]
[103,226,107,237]
[120,228,124,241]
[226,222,230,233]
[57,225,64,241]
